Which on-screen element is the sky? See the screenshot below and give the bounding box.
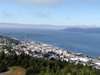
[0,0,100,27]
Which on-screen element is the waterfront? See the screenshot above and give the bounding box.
[0,28,100,57]
[0,36,100,70]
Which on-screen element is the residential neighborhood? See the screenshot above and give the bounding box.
[0,36,100,70]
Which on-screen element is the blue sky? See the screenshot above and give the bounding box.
[0,0,100,27]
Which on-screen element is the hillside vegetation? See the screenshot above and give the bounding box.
[0,35,100,75]
[0,50,100,75]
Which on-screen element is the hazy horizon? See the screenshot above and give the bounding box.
[0,0,100,27]
[0,23,100,29]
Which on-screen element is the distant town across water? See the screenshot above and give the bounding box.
[0,28,100,57]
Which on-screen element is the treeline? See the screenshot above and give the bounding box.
[0,48,100,75]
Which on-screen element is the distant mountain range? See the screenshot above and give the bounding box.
[0,23,100,32]
[63,27,100,33]
[0,23,65,30]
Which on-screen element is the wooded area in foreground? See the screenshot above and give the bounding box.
[0,50,100,75]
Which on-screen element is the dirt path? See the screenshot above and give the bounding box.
[5,67,26,75]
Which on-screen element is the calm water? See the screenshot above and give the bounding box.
[0,28,100,57]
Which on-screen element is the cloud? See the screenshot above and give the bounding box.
[17,0,63,5]
[80,0,98,3]
[35,12,49,18]
[0,10,13,19]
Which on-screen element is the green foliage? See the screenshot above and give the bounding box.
[0,48,100,75]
